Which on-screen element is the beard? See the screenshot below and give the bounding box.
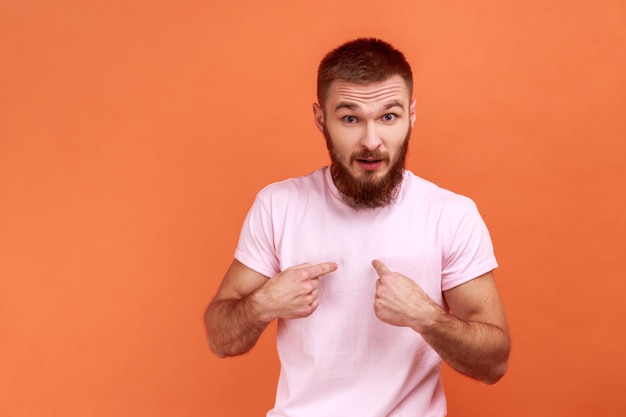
[324,126,411,210]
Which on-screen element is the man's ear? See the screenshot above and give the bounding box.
[312,103,325,133]
[410,99,416,127]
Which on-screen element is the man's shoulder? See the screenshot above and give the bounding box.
[256,167,327,202]
[403,170,476,210]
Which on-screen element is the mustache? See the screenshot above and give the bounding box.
[350,150,390,163]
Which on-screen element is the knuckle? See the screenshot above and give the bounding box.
[304,304,316,316]
[297,270,312,280]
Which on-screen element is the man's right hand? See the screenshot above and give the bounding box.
[253,262,338,322]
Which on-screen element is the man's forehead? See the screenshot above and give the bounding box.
[324,75,411,110]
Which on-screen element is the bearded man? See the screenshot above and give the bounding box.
[204,38,510,417]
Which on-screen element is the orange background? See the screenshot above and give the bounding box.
[1,1,625,416]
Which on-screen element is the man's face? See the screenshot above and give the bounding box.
[313,75,416,209]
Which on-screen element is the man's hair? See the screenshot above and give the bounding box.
[316,38,413,105]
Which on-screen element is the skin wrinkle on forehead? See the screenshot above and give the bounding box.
[324,76,411,113]
[334,100,405,113]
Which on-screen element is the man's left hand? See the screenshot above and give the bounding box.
[371,259,443,332]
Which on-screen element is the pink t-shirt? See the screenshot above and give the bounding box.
[235,167,497,417]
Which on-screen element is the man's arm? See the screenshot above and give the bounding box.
[204,260,271,358]
[205,259,338,358]
[373,261,510,384]
[426,272,510,384]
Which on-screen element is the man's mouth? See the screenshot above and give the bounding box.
[356,158,384,171]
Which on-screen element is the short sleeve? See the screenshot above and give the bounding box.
[441,203,498,291]
[234,195,281,278]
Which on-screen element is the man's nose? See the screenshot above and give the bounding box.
[360,121,382,150]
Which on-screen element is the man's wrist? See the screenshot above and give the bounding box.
[247,288,275,325]
[412,303,449,335]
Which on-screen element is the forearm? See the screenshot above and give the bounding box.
[419,309,510,384]
[204,294,271,358]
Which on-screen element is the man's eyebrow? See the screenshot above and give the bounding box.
[333,100,405,112]
[383,100,405,110]
[334,102,358,112]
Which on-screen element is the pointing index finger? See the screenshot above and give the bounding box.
[307,262,338,278]
[372,259,391,277]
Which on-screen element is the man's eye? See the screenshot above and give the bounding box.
[343,115,357,124]
[382,113,397,122]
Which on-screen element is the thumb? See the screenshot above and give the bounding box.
[372,259,391,277]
